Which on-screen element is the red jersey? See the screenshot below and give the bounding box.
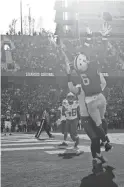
[80,64,102,97]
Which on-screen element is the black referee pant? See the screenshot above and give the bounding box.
[35,119,52,138]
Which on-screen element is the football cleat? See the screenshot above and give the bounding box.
[92,158,105,175]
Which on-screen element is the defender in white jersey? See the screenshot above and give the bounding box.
[62,92,81,149]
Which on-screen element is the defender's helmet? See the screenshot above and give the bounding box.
[66,92,75,102]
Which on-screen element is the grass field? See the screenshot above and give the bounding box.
[1,132,124,187]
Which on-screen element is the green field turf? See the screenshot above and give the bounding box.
[1,133,124,187]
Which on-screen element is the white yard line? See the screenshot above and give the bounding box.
[1,146,55,152]
[1,133,124,146]
[45,146,104,155]
[1,141,73,147]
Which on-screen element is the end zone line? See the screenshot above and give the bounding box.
[1,146,55,152]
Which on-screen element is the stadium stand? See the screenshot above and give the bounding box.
[1,32,124,131]
[1,35,124,75]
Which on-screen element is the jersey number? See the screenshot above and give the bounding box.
[68,109,76,117]
[81,74,90,86]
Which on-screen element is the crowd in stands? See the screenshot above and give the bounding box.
[1,78,124,132]
[1,31,124,131]
[105,80,124,129]
[1,34,124,75]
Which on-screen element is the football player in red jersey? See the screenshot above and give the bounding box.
[53,22,112,174]
[67,73,108,173]
[62,38,111,174]
[68,23,112,151]
[73,52,112,152]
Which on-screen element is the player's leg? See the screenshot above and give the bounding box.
[8,122,12,135]
[35,119,44,138]
[4,121,7,136]
[87,97,112,151]
[102,119,110,143]
[98,94,110,143]
[81,117,106,172]
[82,117,98,157]
[69,119,79,148]
[59,120,68,147]
[4,121,11,135]
[44,120,54,138]
[77,120,81,130]
[87,99,106,142]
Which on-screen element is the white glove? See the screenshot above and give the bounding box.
[100,22,112,37]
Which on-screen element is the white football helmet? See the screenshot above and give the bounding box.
[67,92,75,102]
[74,53,89,73]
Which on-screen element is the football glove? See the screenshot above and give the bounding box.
[99,22,112,37]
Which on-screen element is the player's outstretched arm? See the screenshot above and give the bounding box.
[68,79,80,95]
[98,22,112,56]
[81,23,112,60]
[78,25,93,56]
[64,59,81,95]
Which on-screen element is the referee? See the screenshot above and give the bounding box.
[35,107,54,139]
